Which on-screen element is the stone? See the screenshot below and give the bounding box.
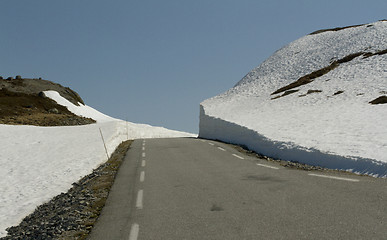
[48,108,59,114]
[38,92,46,98]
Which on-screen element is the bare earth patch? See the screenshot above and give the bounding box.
[271,89,299,100]
[0,79,95,126]
[369,96,387,105]
[299,89,322,97]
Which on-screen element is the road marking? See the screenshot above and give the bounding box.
[200,139,206,142]
[128,223,139,240]
[209,142,214,146]
[141,160,146,167]
[140,171,145,182]
[232,154,244,159]
[217,147,226,151]
[142,146,145,151]
[308,173,360,182]
[136,190,143,209]
[256,163,280,170]
[142,152,145,157]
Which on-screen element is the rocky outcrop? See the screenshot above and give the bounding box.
[0,77,84,106]
[0,78,95,126]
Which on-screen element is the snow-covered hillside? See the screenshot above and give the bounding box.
[0,91,195,237]
[200,20,387,177]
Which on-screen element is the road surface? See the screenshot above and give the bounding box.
[88,138,387,240]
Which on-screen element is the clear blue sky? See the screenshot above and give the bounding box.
[1,0,386,133]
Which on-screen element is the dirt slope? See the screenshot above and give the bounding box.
[0,76,95,126]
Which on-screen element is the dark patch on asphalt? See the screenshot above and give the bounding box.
[242,175,285,183]
[210,204,224,212]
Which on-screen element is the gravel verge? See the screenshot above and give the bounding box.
[1,140,132,240]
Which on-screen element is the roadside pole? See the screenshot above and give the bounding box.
[99,127,109,161]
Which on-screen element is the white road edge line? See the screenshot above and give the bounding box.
[256,163,279,170]
[217,147,226,151]
[209,142,214,146]
[141,160,146,167]
[136,190,143,209]
[140,171,145,182]
[308,173,360,182]
[142,152,145,158]
[232,154,244,159]
[129,223,139,240]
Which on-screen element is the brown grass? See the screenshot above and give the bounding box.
[0,88,95,126]
[0,78,85,105]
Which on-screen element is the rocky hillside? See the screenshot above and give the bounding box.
[0,76,95,126]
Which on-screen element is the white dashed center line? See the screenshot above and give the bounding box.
[142,146,145,151]
[217,147,226,151]
[209,142,214,146]
[142,152,145,158]
[308,173,360,182]
[128,223,139,240]
[141,160,146,167]
[140,171,145,182]
[232,154,244,159]
[136,190,143,209]
[256,163,280,170]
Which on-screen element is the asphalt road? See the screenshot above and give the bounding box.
[88,138,387,240]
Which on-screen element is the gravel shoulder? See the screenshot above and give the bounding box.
[1,140,132,240]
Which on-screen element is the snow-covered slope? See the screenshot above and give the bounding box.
[43,90,117,122]
[0,91,195,237]
[200,20,387,177]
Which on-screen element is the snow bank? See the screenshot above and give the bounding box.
[43,90,117,122]
[0,92,194,237]
[200,106,387,177]
[200,21,387,177]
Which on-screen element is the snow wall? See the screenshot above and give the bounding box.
[199,105,387,178]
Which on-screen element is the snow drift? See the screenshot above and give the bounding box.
[0,91,194,237]
[200,20,387,177]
